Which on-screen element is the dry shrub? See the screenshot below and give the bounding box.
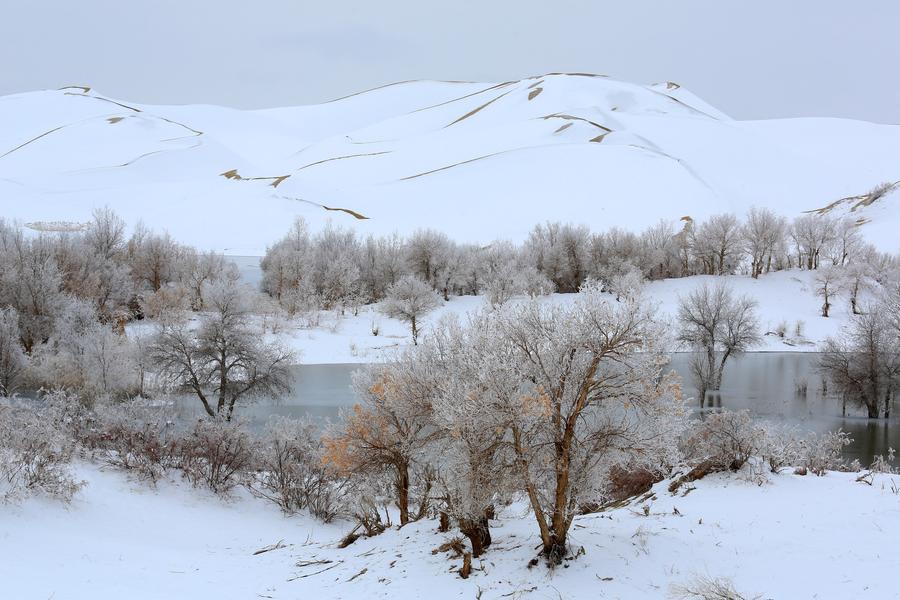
[799,430,851,475]
[760,425,803,474]
[139,285,189,321]
[683,411,765,471]
[0,403,82,503]
[178,419,255,495]
[869,448,896,474]
[82,403,178,483]
[250,416,347,521]
[605,465,662,503]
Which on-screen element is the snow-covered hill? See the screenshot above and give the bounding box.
[2,74,899,254]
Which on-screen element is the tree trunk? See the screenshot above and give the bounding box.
[396,462,410,525]
[867,401,879,419]
[542,533,568,565]
[410,315,418,345]
[460,515,492,558]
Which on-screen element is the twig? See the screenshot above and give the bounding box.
[253,540,287,556]
[287,562,341,581]
[295,559,332,568]
[347,567,368,582]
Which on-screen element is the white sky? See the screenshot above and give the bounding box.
[2,0,898,122]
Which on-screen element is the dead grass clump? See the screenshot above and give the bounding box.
[432,536,466,558]
[670,574,762,600]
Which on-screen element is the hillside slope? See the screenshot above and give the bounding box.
[1,74,898,253]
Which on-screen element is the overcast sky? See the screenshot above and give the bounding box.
[2,0,898,122]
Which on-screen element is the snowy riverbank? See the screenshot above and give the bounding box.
[271,270,850,364]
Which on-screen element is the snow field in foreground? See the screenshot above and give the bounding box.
[2,462,898,600]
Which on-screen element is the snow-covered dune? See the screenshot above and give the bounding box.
[2,75,899,253]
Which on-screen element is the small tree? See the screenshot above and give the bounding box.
[150,280,293,420]
[677,282,760,400]
[814,266,841,317]
[323,357,437,526]
[0,307,27,396]
[496,281,684,562]
[820,308,900,418]
[380,276,440,344]
[843,261,875,315]
[427,316,517,556]
[743,207,786,278]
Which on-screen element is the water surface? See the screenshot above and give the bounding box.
[174,353,898,464]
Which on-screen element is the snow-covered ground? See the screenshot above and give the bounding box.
[269,270,849,364]
[2,74,899,254]
[3,462,898,600]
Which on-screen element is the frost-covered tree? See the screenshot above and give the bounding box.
[0,227,66,352]
[842,258,876,315]
[814,266,842,317]
[677,282,760,399]
[324,356,438,526]
[425,315,518,555]
[743,207,787,278]
[30,297,138,401]
[311,223,361,311]
[831,218,863,267]
[178,249,237,310]
[790,214,836,270]
[640,220,679,279]
[524,222,589,292]
[693,214,742,275]
[127,226,180,292]
[494,282,684,562]
[433,243,465,301]
[85,207,127,261]
[405,229,452,285]
[0,307,27,396]
[150,280,293,419]
[820,307,900,419]
[587,227,643,282]
[358,233,405,301]
[379,276,441,344]
[479,241,520,308]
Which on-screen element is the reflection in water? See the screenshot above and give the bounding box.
[174,354,898,464]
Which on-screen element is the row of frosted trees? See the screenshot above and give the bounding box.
[0,210,282,406]
[260,208,893,315]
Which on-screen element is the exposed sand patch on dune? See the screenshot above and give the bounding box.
[220,169,292,187]
[410,81,516,114]
[809,181,899,215]
[528,88,543,101]
[322,205,369,219]
[445,89,515,127]
[0,125,68,159]
[58,85,92,93]
[277,195,369,220]
[322,79,478,104]
[540,113,612,133]
[293,151,392,173]
[63,91,142,113]
[399,152,506,180]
